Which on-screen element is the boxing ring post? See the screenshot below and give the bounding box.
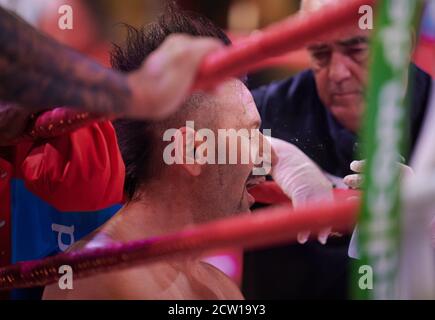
[353,0,427,299]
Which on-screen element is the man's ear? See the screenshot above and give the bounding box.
[177,126,204,177]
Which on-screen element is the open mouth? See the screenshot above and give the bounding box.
[246,175,266,190]
[244,174,266,207]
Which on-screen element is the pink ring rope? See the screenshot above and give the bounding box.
[0,196,358,290]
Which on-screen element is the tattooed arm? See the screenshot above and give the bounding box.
[0,8,132,116]
[0,8,221,119]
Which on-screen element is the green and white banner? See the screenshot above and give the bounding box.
[352,0,424,300]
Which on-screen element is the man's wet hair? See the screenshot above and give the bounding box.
[112,4,232,201]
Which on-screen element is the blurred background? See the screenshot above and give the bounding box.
[1,0,433,84]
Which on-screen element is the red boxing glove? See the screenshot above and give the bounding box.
[19,121,124,211]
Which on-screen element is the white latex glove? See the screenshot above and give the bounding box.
[268,137,334,244]
[343,159,414,189]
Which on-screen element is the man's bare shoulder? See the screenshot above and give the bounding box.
[196,261,244,300]
[42,260,180,300]
[42,231,169,299]
[42,230,243,300]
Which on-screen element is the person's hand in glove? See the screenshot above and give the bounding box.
[343,159,414,189]
[268,136,334,244]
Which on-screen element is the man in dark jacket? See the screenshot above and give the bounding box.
[243,0,432,299]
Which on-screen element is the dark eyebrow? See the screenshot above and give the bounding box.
[307,37,369,51]
[336,36,369,47]
[307,43,330,52]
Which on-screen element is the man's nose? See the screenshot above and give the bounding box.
[328,52,352,84]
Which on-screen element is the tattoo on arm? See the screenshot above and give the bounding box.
[0,8,132,115]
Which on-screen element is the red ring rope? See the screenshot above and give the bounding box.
[0,194,358,290]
